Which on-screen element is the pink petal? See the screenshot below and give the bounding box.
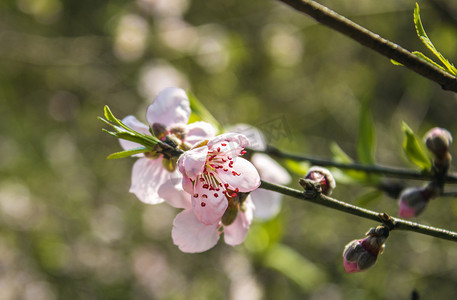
[185,121,216,147]
[207,133,250,150]
[224,197,254,246]
[226,124,266,151]
[398,201,417,219]
[181,176,194,195]
[251,153,291,184]
[119,115,151,152]
[343,258,360,273]
[130,157,169,204]
[216,157,260,192]
[250,189,282,220]
[192,180,228,225]
[172,209,220,253]
[158,174,192,209]
[146,87,190,128]
[177,146,208,180]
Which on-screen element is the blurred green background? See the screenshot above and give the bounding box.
[2,0,457,299]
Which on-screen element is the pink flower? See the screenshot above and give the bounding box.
[171,195,255,253]
[120,87,215,208]
[228,124,291,220]
[172,133,261,252]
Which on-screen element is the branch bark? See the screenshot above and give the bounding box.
[260,180,457,242]
[277,0,457,93]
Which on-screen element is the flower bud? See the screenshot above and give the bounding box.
[170,125,188,141]
[424,127,453,158]
[304,166,336,195]
[397,187,432,219]
[343,226,388,273]
[151,123,168,140]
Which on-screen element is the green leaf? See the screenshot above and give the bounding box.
[414,3,457,76]
[390,59,403,66]
[330,143,367,182]
[187,91,222,133]
[107,147,150,159]
[412,51,447,72]
[401,121,432,170]
[284,159,309,176]
[357,98,376,164]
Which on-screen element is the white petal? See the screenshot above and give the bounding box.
[216,157,260,192]
[146,87,190,128]
[251,153,291,184]
[192,180,227,225]
[224,197,254,246]
[177,146,208,180]
[226,124,266,151]
[250,189,282,220]
[157,171,192,209]
[207,133,250,149]
[185,121,216,147]
[119,115,151,152]
[130,157,168,204]
[172,209,220,253]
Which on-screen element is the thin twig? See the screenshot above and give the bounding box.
[260,180,457,242]
[276,0,457,93]
[257,145,457,183]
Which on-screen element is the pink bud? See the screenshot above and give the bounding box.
[305,166,336,195]
[397,187,431,219]
[342,226,388,273]
[424,127,453,158]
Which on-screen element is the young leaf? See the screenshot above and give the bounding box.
[330,143,367,182]
[414,3,457,76]
[357,98,376,165]
[107,147,150,159]
[412,51,447,72]
[401,122,432,170]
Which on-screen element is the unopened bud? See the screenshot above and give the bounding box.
[343,226,388,273]
[424,127,452,158]
[152,123,168,140]
[170,125,188,141]
[304,166,336,195]
[398,187,431,219]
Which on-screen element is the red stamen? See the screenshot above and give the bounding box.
[202,194,208,198]
[214,193,219,198]
[201,202,206,207]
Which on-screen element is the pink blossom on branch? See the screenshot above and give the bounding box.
[172,133,261,252]
[119,87,215,208]
[228,124,291,220]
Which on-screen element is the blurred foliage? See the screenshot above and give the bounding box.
[3,0,457,299]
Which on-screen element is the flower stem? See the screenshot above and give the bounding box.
[276,0,457,92]
[260,145,457,183]
[260,180,457,242]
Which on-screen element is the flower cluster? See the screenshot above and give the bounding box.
[115,87,290,253]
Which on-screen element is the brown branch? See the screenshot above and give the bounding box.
[277,0,457,93]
